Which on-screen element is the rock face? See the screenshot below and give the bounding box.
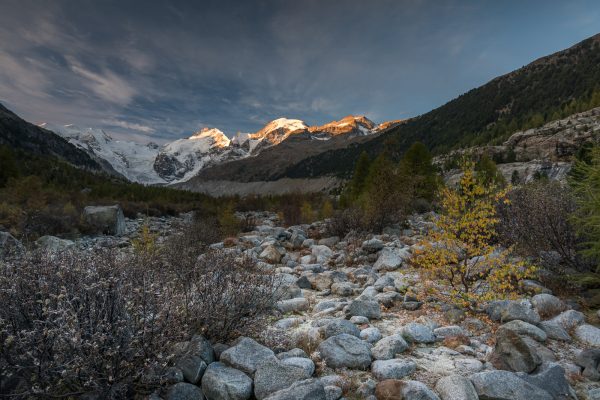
[200,362,253,400]
[82,205,126,235]
[317,333,372,370]
[220,337,276,376]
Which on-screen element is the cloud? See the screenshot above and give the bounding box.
[103,119,155,133]
[69,61,137,106]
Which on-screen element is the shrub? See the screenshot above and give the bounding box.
[0,249,182,398]
[326,207,367,237]
[163,249,280,342]
[497,181,582,271]
[411,162,536,309]
[570,147,600,272]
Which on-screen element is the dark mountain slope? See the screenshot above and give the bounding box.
[285,33,600,178]
[0,103,105,172]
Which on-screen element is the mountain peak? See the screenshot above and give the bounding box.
[248,118,309,145]
[189,127,230,147]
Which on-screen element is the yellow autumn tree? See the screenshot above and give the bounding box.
[412,161,535,309]
[132,223,159,257]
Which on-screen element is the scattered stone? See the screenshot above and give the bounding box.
[220,337,276,376]
[374,248,410,271]
[263,379,326,400]
[166,382,205,400]
[317,333,372,370]
[371,334,408,360]
[400,322,436,343]
[324,385,343,400]
[469,370,552,400]
[312,245,333,263]
[260,244,284,264]
[200,362,252,400]
[433,325,467,339]
[371,359,416,380]
[345,299,381,319]
[350,316,370,324]
[331,282,354,297]
[435,375,478,400]
[550,310,585,331]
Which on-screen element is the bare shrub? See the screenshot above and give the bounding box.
[497,181,584,271]
[0,249,183,398]
[165,249,280,342]
[327,207,366,237]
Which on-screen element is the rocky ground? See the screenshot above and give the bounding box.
[4,210,600,400]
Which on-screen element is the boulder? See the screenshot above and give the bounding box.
[176,354,207,385]
[200,362,252,400]
[371,359,416,380]
[530,294,565,318]
[220,337,276,376]
[469,370,552,400]
[360,327,383,343]
[0,231,23,257]
[500,320,547,342]
[188,335,215,364]
[317,333,372,370]
[549,310,585,331]
[276,298,309,313]
[35,235,74,252]
[374,248,410,271]
[362,239,385,253]
[331,282,354,297]
[254,358,312,400]
[277,348,308,360]
[166,382,205,400]
[263,378,326,400]
[501,300,541,325]
[375,380,440,400]
[435,375,478,400]
[345,299,381,319]
[311,245,333,263]
[260,244,284,264]
[489,328,542,373]
[539,320,572,341]
[517,363,577,400]
[433,325,467,339]
[575,349,600,381]
[371,334,408,360]
[82,205,126,236]
[280,357,315,376]
[574,324,600,347]
[324,319,361,338]
[324,385,342,400]
[400,322,436,343]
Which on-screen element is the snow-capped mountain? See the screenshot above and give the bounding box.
[39,123,164,183]
[41,115,389,185]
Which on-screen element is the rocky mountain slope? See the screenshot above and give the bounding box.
[0,104,107,174]
[43,115,390,185]
[283,33,600,180]
[439,106,600,185]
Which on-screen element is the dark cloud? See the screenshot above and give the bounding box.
[0,0,599,142]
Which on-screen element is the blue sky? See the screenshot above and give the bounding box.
[0,0,599,143]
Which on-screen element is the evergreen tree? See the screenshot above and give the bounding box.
[475,154,505,187]
[399,142,439,202]
[0,146,19,187]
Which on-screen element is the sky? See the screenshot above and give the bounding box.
[0,0,599,143]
